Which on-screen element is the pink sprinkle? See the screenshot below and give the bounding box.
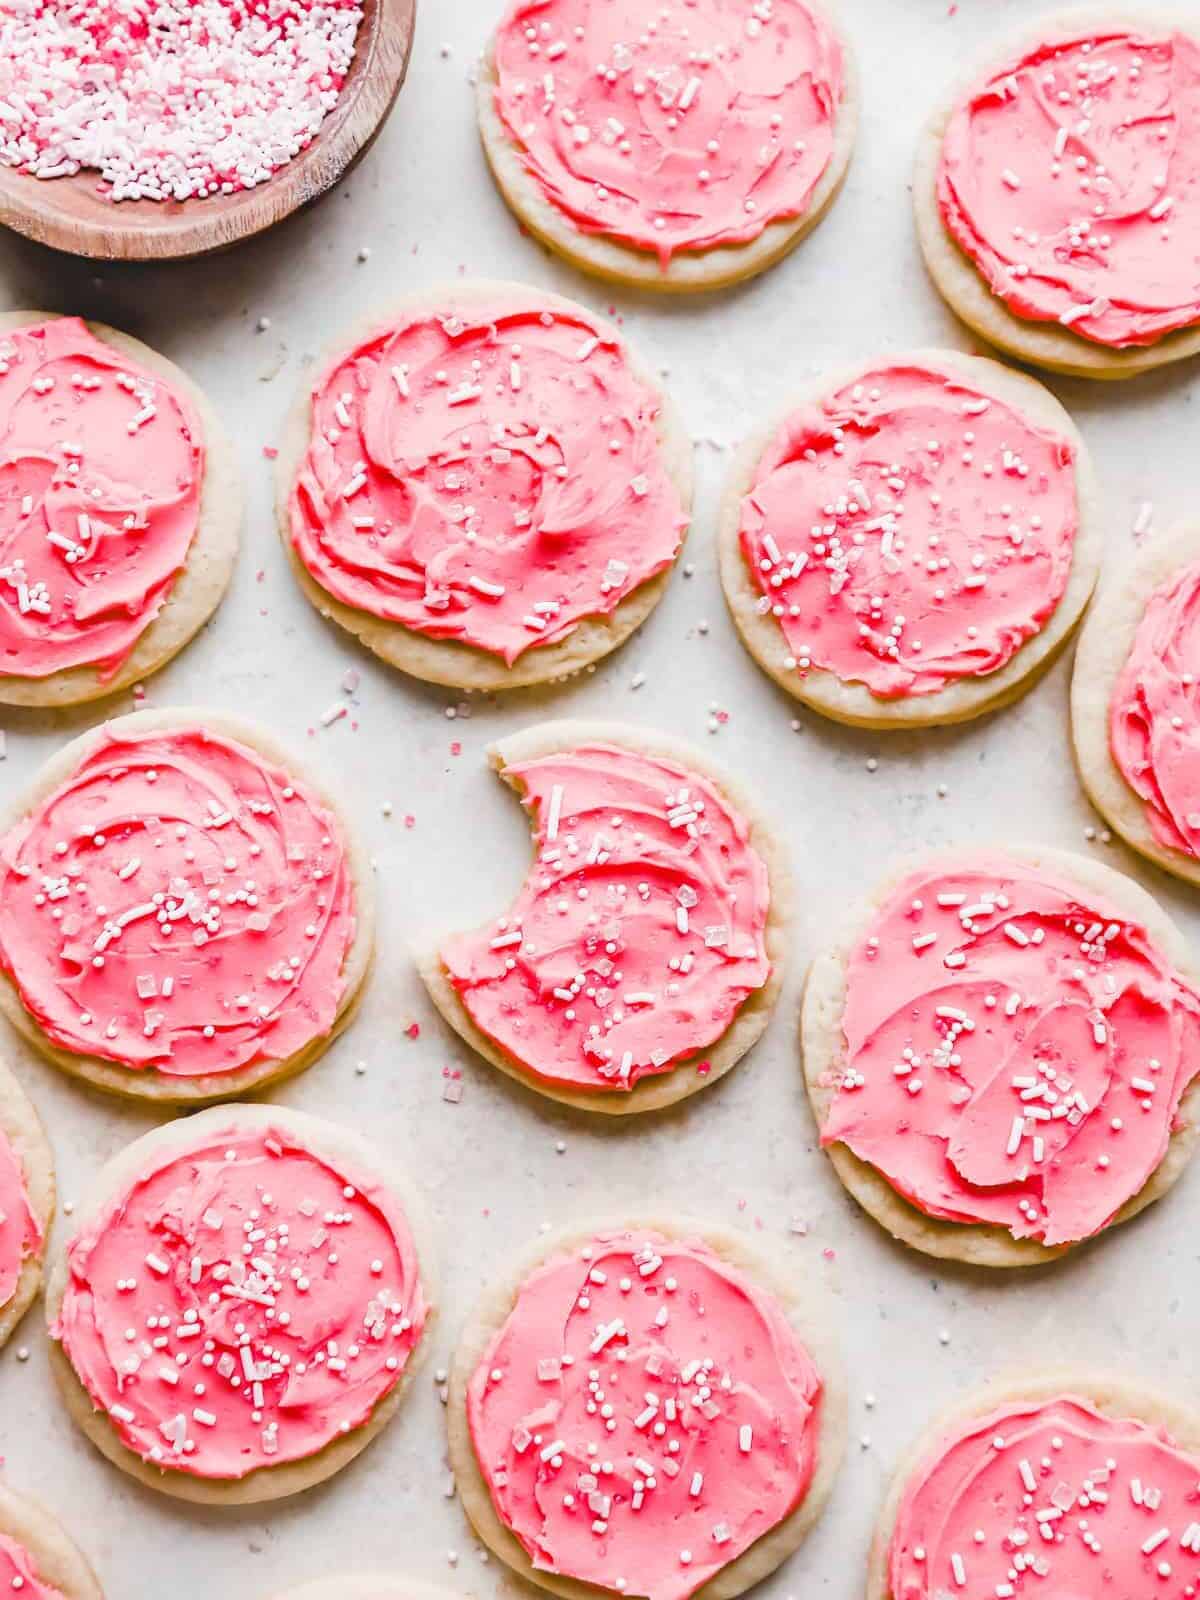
[263,446,278,460]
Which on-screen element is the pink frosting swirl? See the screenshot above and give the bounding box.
[938,26,1200,349]
[0,317,205,681]
[890,1396,1200,1599]
[440,744,771,1094]
[737,363,1078,698]
[1110,558,1200,859]
[53,1121,428,1480]
[289,293,687,664]
[818,855,1200,1247]
[0,724,357,1082]
[490,0,845,265]
[0,1125,40,1309]
[467,1229,823,1600]
[0,1537,66,1600]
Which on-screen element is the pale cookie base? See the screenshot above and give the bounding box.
[0,311,241,707]
[45,1103,437,1507]
[866,1370,1200,1600]
[717,348,1102,728]
[417,719,792,1116]
[447,1215,846,1600]
[0,706,375,1104]
[475,3,858,293]
[275,282,693,691]
[1072,521,1200,886]
[265,1582,464,1600]
[913,8,1200,380]
[0,1481,104,1599]
[0,1053,54,1351]
[801,843,1200,1267]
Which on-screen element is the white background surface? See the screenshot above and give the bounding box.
[1,0,1198,1595]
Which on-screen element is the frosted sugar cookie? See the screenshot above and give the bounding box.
[0,313,240,706]
[0,1482,103,1600]
[477,0,857,291]
[869,1375,1200,1600]
[914,10,1200,378]
[719,350,1099,727]
[279,283,691,690]
[46,1104,434,1506]
[1073,522,1200,887]
[0,708,373,1104]
[802,846,1200,1266]
[448,1219,844,1600]
[419,721,789,1115]
[0,1054,53,1350]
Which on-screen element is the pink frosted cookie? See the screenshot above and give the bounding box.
[803,846,1200,1266]
[419,721,789,1116]
[0,314,240,706]
[0,1054,53,1351]
[448,1220,844,1600]
[46,1104,435,1505]
[869,1377,1200,1600]
[1073,521,1200,887]
[0,709,373,1103]
[278,283,691,689]
[476,0,857,291]
[720,350,1099,727]
[0,1483,103,1600]
[914,10,1200,378]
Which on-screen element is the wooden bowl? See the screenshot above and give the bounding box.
[0,0,417,262]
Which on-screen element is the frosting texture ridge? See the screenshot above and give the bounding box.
[466,1229,822,1600]
[491,0,845,264]
[0,1125,41,1309]
[440,743,771,1093]
[937,27,1200,348]
[819,856,1200,1247]
[737,363,1078,698]
[1110,558,1200,859]
[0,317,205,682]
[0,724,357,1081]
[289,294,687,664]
[54,1122,428,1480]
[890,1396,1200,1599]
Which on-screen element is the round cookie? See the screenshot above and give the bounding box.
[265,1585,461,1600]
[0,1053,54,1351]
[447,1217,845,1600]
[868,1372,1200,1600]
[277,282,692,691]
[914,8,1200,380]
[0,1481,104,1599]
[802,844,1200,1267]
[718,349,1101,728]
[0,312,240,706]
[1073,521,1200,886]
[418,719,791,1116]
[45,1103,436,1507]
[476,0,858,293]
[0,707,374,1104]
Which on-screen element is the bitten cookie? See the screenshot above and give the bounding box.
[914,8,1200,379]
[868,1373,1200,1600]
[0,1053,53,1350]
[278,282,692,690]
[448,1218,845,1600]
[718,349,1100,727]
[476,0,857,292]
[418,720,790,1115]
[0,1481,103,1599]
[1073,522,1200,886]
[0,707,374,1104]
[0,312,240,705]
[46,1104,435,1506]
[802,845,1200,1266]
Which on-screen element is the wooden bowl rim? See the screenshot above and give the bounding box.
[0,0,418,262]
